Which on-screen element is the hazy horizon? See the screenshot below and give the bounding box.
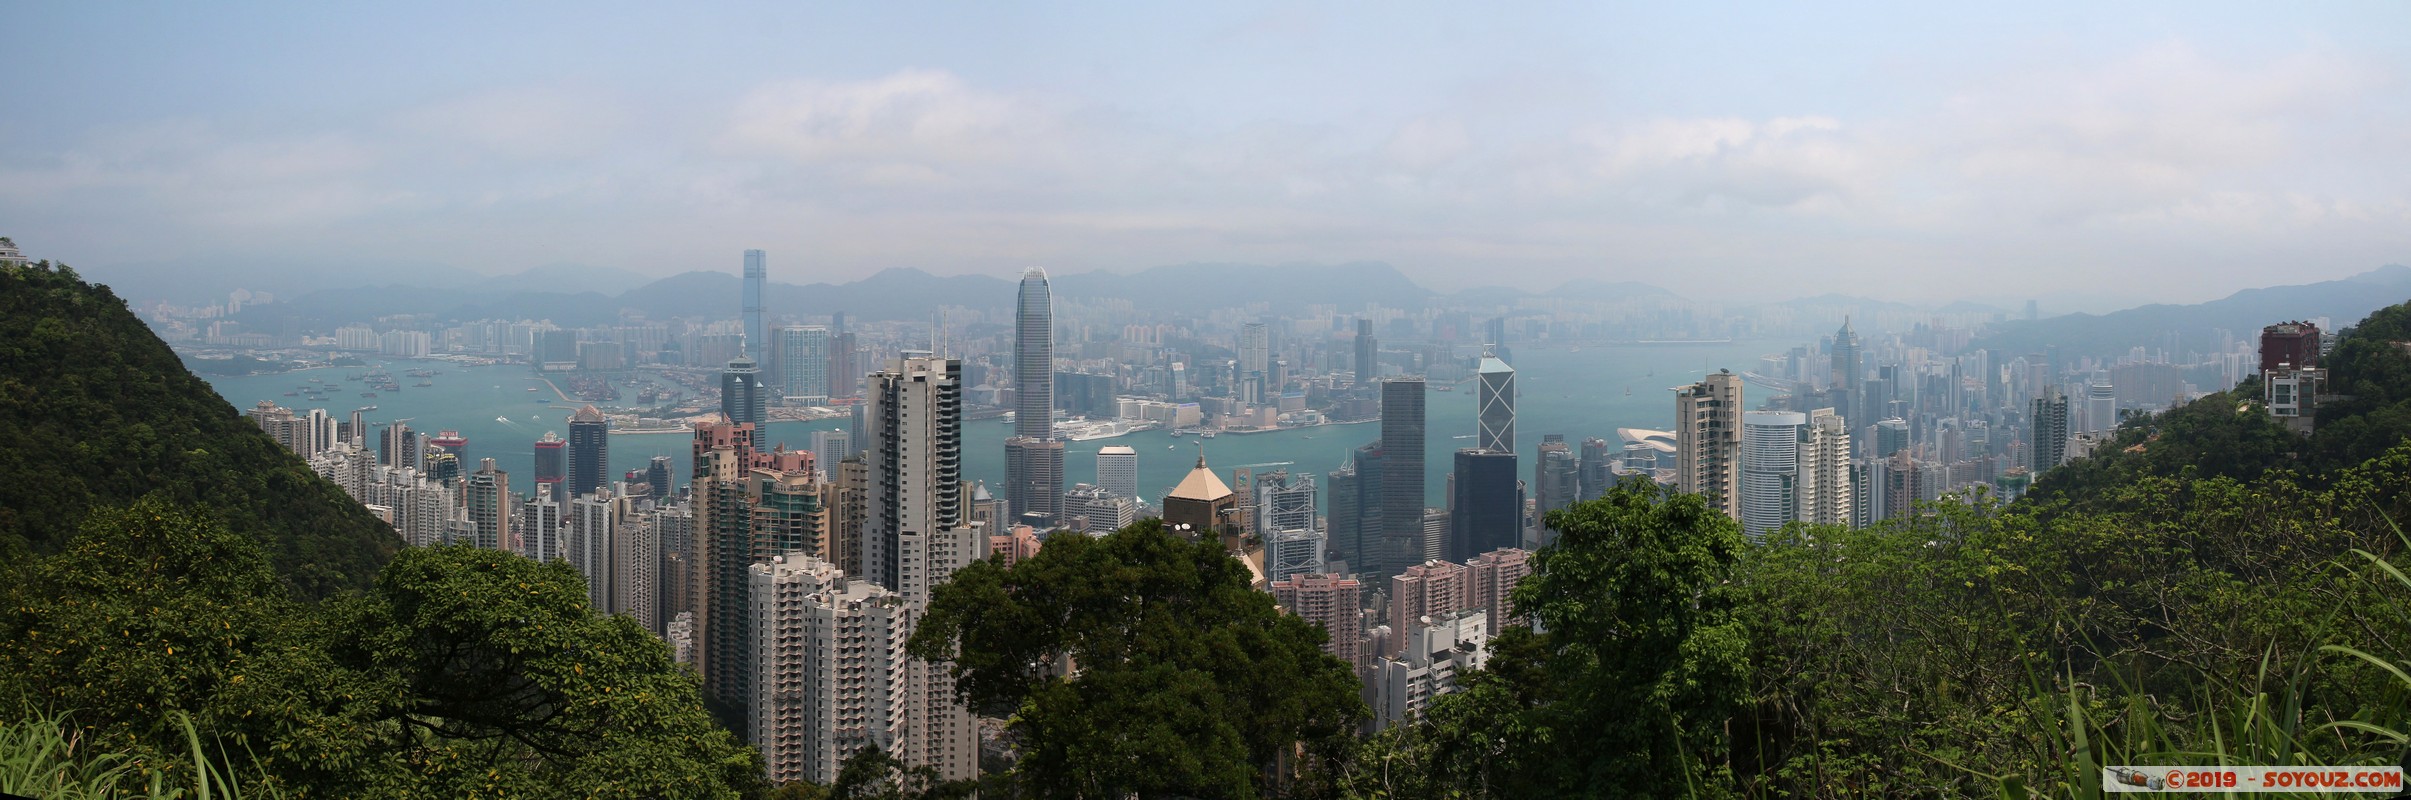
[5,2,2408,309]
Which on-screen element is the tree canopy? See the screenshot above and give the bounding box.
[907,519,1365,799]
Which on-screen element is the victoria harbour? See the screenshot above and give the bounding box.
[199,340,1775,510]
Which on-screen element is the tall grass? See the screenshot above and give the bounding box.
[1947,517,2411,799]
[0,712,280,800]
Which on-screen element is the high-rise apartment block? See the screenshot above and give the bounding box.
[1798,408,1855,527]
[1368,610,1488,731]
[1464,548,1531,631]
[463,458,511,551]
[1676,370,1743,517]
[1388,559,1469,656]
[748,553,909,786]
[861,353,981,782]
[1271,572,1363,670]
[2029,390,2069,474]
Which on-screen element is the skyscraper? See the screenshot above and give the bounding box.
[1354,319,1379,386]
[722,357,768,451]
[1476,351,1515,453]
[1577,437,1614,502]
[773,325,831,399]
[1007,268,1064,526]
[2087,374,2118,434]
[2030,390,2069,473]
[829,331,860,400]
[1095,445,1138,500]
[1739,410,1806,542]
[1327,444,1379,577]
[1005,438,1064,527]
[532,431,566,489]
[1257,472,1322,583]
[1449,449,1520,561]
[1533,436,1578,542]
[1376,378,1427,580]
[1676,370,1743,517]
[646,455,674,503]
[1798,408,1855,528]
[1013,268,1054,441]
[1874,418,1911,459]
[428,430,469,472]
[568,405,608,499]
[379,422,416,470]
[809,429,853,478]
[1831,316,1862,422]
[742,249,766,362]
[1240,322,1269,405]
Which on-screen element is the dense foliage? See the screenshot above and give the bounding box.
[1335,481,1751,799]
[908,519,1366,799]
[0,260,395,597]
[0,499,762,798]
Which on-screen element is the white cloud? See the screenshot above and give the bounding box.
[724,69,1053,165]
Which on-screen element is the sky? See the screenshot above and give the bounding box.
[4,2,2408,308]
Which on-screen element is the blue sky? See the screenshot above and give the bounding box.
[4,2,2407,307]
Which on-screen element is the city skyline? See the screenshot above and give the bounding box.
[5,4,2408,309]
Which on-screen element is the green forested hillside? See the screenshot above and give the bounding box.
[0,260,395,597]
[0,259,757,798]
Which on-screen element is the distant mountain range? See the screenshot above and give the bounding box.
[230,261,1669,330]
[1977,264,2411,358]
[207,259,2411,349]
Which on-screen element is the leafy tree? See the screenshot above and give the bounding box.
[1348,479,1751,799]
[907,519,1364,799]
[241,545,764,798]
[0,498,294,787]
[1519,479,1752,797]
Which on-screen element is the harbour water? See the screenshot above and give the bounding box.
[200,340,1783,510]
